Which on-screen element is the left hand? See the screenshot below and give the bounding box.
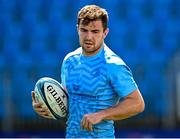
[81,112,103,131]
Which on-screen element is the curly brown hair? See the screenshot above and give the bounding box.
[77,5,109,30]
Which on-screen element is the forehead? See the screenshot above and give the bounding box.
[79,20,103,29]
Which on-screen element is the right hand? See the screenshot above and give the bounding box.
[31,91,52,119]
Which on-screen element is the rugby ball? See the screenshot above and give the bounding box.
[34,77,68,120]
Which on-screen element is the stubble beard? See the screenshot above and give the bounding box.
[81,42,103,56]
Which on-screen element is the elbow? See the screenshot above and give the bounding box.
[140,103,145,113]
[135,90,145,113]
[137,99,145,113]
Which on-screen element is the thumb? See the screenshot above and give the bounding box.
[31,91,36,103]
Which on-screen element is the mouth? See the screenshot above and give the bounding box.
[84,41,93,46]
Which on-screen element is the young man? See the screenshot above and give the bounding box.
[32,5,145,138]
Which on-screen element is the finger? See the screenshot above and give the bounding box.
[80,119,84,130]
[33,102,43,109]
[34,109,52,120]
[88,123,93,131]
[84,118,89,131]
[32,103,45,115]
[38,110,49,115]
[36,108,45,113]
[42,114,53,119]
[42,115,51,119]
[90,125,93,131]
[81,117,92,131]
[37,107,50,114]
[36,108,51,118]
[85,118,93,131]
[31,91,36,102]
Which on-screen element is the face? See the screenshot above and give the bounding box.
[77,20,109,56]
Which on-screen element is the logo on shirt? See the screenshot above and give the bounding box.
[73,84,80,91]
[92,68,101,77]
[68,64,74,71]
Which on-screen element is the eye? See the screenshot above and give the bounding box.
[80,28,87,32]
[92,30,100,34]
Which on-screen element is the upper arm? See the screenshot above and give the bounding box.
[108,64,138,98]
[125,89,143,101]
[125,89,145,111]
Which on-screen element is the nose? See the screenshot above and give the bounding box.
[86,31,93,40]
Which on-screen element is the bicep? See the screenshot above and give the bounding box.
[109,64,138,98]
[123,89,145,111]
[125,89,143,101]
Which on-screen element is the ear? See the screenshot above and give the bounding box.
[76,24,79,34]
[103,28,109,39]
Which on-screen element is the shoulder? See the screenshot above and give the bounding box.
[63,47,82,62]
[104,45,126,66]
[103,45,132,75]
[61,47,82,69]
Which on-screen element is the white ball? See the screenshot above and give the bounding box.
[34,77,68,119]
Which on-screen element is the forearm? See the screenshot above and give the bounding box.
[99,90,145,121]
[80,90,145,132]
[100,100,142,121]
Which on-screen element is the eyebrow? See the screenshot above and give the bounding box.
[80,27,87,31]
[92,29,100,32]
[80,27,100,32]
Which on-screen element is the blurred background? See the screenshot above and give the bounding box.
[0,0,180,138]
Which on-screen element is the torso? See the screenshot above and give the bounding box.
[62,45,126,138]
